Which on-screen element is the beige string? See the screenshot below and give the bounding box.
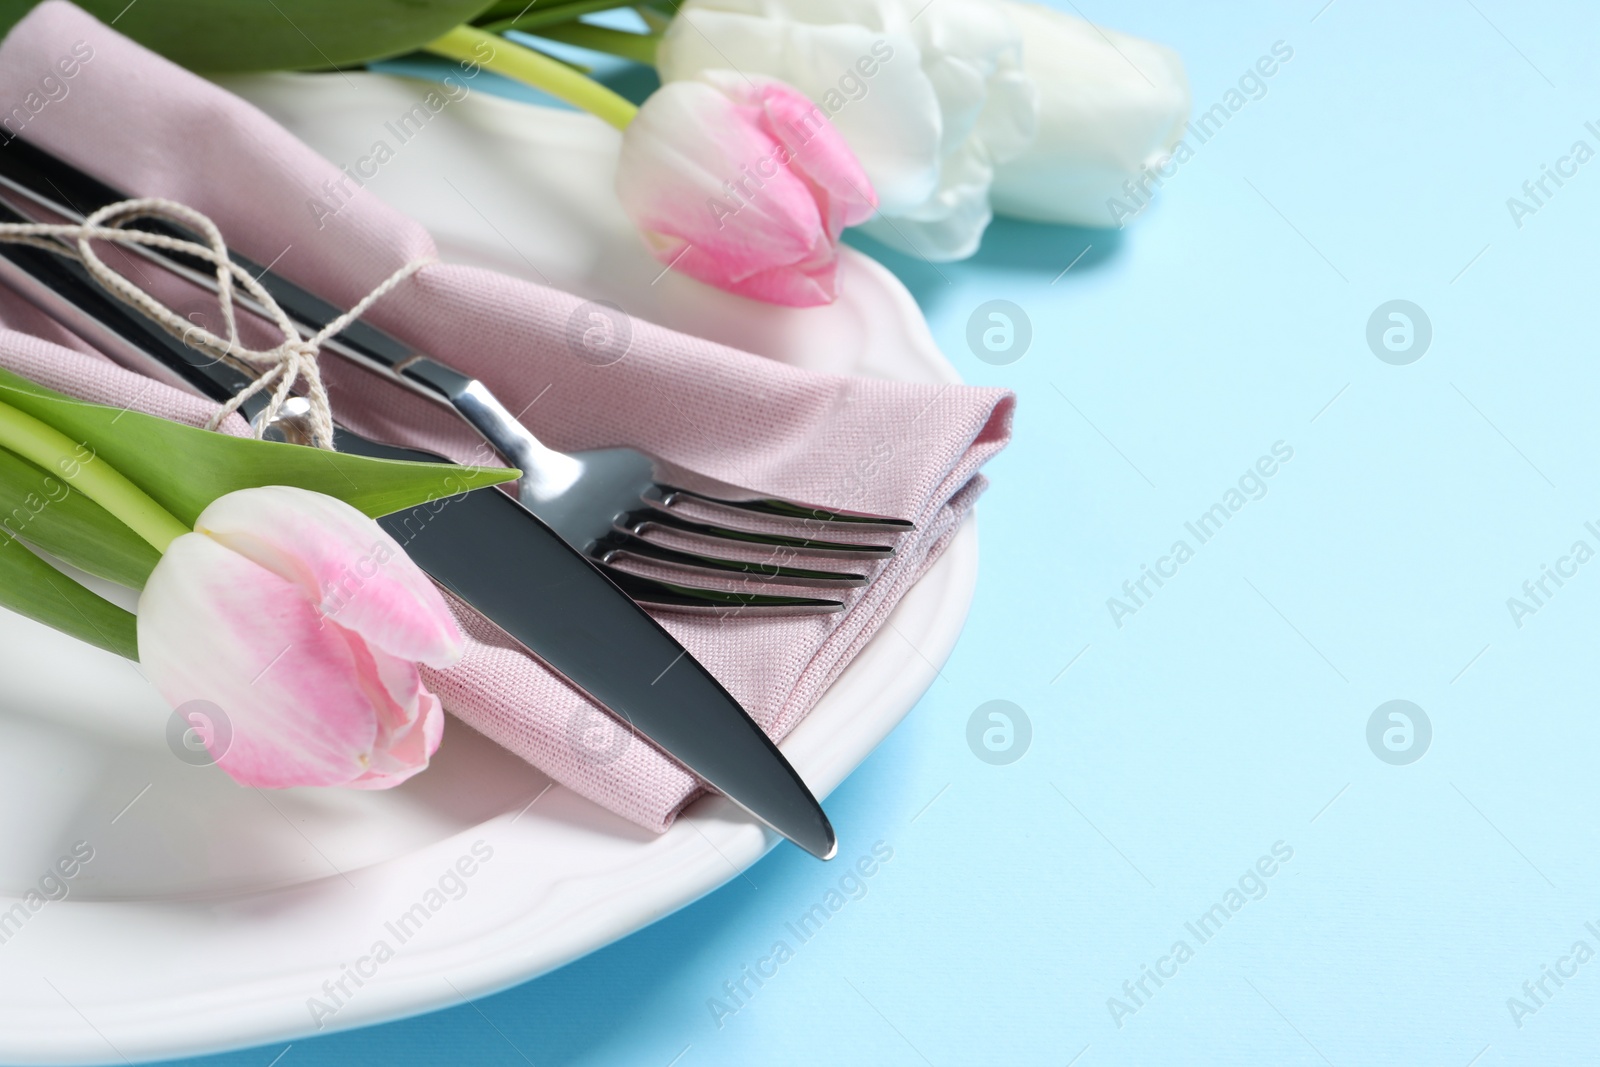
[0,197,434,450]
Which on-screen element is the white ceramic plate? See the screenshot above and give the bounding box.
[0,74,976,1064]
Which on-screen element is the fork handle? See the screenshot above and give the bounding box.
[384,355,582,501]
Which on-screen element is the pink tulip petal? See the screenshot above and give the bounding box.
[344,633,444,788]
[616,72,877,306]
[683,248,838,305]
[194,486,463,669]
[349,694,444,790]
[620,83,823,259]
[138,533,383,788]
[724,73,878,237]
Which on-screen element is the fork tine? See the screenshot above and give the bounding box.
[647,485,916,532]
[593,533,869,589]
[619,507,897,561]
[600,566,846,615]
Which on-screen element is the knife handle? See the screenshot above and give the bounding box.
[0,138,579,497]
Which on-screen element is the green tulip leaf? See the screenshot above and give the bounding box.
[0,447,158,588]
[0,529,137,658]
[0,0,500,72]
[0,367,517,527]
[475,0,632,32]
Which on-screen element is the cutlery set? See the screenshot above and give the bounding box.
[0,137,915,860]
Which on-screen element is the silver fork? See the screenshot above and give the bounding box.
[0,145,913,615]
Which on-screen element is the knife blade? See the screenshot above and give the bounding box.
[0,191,837,860]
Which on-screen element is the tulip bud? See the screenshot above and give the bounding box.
[137,486,462,789]
[615,70,877,306]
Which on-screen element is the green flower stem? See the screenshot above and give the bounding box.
[426,24,638,131]
[535,22,660,66]
[0,398,189,553]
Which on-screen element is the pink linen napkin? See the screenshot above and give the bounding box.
[0,2,1014,833]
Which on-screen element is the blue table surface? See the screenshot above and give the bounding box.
[152,2,1600,1064]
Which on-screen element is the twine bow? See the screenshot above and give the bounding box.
[0,197,433,449]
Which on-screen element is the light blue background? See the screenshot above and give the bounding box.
[162,1,1600,1064]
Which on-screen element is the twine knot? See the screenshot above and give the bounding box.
[0,196,433,449]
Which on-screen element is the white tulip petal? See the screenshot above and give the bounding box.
[989,2,1191,227]
[660,10,942,214]
[859,136,995,260]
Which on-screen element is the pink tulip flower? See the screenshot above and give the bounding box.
[615,70,878,307]
[137,486,463,789]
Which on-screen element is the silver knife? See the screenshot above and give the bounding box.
[0,185,837,860]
